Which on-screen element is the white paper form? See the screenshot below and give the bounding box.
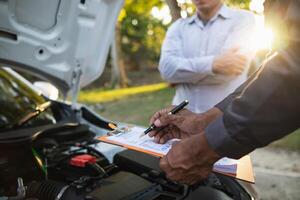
[102,126,238,174]
[106,126,178,155]
[214,157,238,174]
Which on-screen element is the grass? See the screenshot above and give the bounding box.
[81,87,300,151]
[85,87,175,126]
[271,129,300,151]
[79,83,169,103]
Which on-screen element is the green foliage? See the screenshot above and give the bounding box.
[119,0,167,70]
[225,0,251,9]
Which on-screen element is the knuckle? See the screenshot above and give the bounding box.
[160,157,169,169]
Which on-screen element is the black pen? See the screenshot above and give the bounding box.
[140,100,189,138]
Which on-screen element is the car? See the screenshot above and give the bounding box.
[0,0,256,199]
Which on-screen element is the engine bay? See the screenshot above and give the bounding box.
[0,122,251,200]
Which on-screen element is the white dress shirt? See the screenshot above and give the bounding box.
[159,5,256,113]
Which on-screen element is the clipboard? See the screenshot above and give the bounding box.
[97,126,255,183]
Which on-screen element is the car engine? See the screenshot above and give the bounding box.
[0,123,186,200]
[0,122,252,200]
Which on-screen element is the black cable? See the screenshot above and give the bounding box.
[87,163,107,177]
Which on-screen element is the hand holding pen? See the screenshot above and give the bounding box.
[145,100,210,144]
[140,100,189,139]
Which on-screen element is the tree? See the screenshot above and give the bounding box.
[165,0,181,22]
[119,0,166,71]
[110,24,129,88]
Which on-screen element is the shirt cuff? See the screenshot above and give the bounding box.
[214,94,234,112]
[205,115,255,159]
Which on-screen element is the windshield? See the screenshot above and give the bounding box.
[0,69,56,131]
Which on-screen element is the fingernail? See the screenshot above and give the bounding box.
[154,119,162,127]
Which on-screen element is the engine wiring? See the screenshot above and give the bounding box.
[31,148,48,180]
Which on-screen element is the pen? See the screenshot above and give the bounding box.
[140,100,189,138]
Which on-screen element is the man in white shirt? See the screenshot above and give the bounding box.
[159,0,256,113]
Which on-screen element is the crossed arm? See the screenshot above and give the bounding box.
[158,14,256,84]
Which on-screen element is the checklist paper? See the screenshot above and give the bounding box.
[98,126,254,183]
[214,157,238,174]
[98,126,177,157]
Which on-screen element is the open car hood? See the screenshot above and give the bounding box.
[0,0,123,98]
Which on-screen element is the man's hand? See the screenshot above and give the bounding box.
[148,107,222,144]
[148,107,202,143]
[160,132,220,185]
[213,47,248,76]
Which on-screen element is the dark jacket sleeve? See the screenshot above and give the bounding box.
[214,65,264,111]
[205,0,300,159]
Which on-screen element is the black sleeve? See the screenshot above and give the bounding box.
[214,65,265,111]
[205,0,300,159]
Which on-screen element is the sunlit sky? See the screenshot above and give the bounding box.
[151,0,274,51]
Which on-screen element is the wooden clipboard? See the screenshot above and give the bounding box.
[98,135,255,183]
[214,155,255,183]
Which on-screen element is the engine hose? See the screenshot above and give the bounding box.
[26,180,85,200]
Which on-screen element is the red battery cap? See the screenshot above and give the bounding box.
[70,154,97,167]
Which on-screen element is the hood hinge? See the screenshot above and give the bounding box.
[70,62,82,110]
